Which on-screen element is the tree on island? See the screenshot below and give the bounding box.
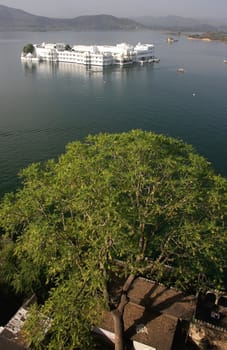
[0,130,226,350]
[65,44,72,51]
[22,43,35,54]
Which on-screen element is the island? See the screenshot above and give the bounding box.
[21,41,160,66]
[188,31,227,43]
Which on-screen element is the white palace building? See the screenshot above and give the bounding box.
[21,42,159,66]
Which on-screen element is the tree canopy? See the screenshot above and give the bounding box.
[65,44,72,51]
[0,130,226,349]
[22,43,35,54]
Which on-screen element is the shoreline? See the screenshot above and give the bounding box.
[187,33,227,43]
[187,37,211,41]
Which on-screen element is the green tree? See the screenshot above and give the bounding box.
[65,44,72,51]
[0,130,226,349]
[22,43,35,54]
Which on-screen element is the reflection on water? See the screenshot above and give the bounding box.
[21,60,153,80]
[22,60,104,78]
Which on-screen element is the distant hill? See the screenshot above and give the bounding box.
[0,5,144,31]
[1,5,226,32]
[133,15,227,32]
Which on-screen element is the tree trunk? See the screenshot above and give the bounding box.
[112,308,125,350]
[111,274,135,350]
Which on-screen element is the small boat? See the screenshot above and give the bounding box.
[224,60,227,64]
[177,68,185,73]
[167,37,178,43]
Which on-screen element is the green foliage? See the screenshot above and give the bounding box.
[23,43,35,54]
[0,130,226,348]
[23,275,103,349]
[65,44,71,51]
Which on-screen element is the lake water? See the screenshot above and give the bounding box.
[0,30,227,198]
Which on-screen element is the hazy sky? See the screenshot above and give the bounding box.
[1,0,227,19]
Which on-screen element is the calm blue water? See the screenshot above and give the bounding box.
[0,30,227,197]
